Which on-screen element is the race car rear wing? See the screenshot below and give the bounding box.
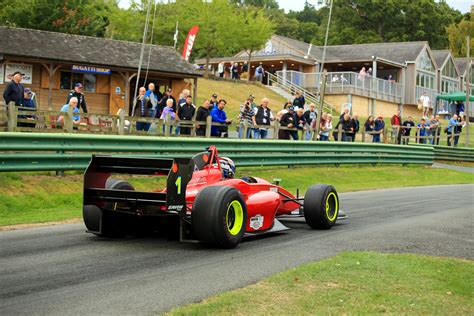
[83,155,195,215]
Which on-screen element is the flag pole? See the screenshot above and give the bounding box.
[173,21,179,50]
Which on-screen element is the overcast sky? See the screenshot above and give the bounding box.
[119,0,472,13]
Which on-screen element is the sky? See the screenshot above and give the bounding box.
[119,0,472,13]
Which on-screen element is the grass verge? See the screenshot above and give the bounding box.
[0,165,472,227]
[166,252,474,315]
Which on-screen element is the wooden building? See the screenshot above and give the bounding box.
[0,27,201,115]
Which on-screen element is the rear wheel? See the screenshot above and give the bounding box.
[303,184,339,229]
[192,186,247,248]
[95,179,135,237]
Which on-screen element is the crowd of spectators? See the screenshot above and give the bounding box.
[2,73,467,147]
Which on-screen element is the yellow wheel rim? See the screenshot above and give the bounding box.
[226,200,244,236]
[326,192,338,222]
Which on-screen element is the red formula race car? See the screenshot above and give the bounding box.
[83,146,344,248]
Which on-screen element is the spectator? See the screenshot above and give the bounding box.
[319,113,332,141]
[178,95,196,135]
[195,99,211,136]
[58,96,81,126]
[19,88,37,127]
[158,88,177,116]
[160,98,176,134]
[349,113,359,142]
[364,116,375,142]
[145,83,161,118]
[255,63,264,83]
[248,95,258,109]
[176,89,190,135]
[417,118,429,144]
[373,115,385,143]
[366,67,373,78]
[391,110,402,144]
[433,115,441,145]
[210,93,218,110]
[358,67,366,81]
[276,100,292,121]
[303,103,317,140]
[447,114,458,146]
[419,91,430,118]
[242,61,249,75]
[401,116,416,145]
[292,91,306,110]
[66,83,88,113]
[454,115,465,147]
[293,108,306,140]
[238,98,255,139]
[133,87,151,131]
[339,114,353,142]
[339,106,350,122]
[278,106,295,140]
[3,71,24,106]
[210,99,232,137]
[254,98,273,139]
[426,115,437,145]
[218,62,225,78]
[456,101,465,116]
[231,62,240,80]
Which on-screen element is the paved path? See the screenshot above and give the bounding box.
[1,184,473,315]
[433,162,474,174]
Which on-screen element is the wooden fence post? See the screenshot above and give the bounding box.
[164,112,171,137]
[337,125,342,142]
[65,104,73,133]
[361,128,366,142]
[7,102,16,132]
[242,119,248,139]
[273,120,279,140]
[205,115,212,138]
[118,109,125,135]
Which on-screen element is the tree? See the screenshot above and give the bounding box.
[236,7,275,81]
[0,0,113,37]
[447,8,474,57]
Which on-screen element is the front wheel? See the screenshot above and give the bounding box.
[192,186,247,248]
[303,184,339,229]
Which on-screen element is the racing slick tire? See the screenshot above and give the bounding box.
[303,184,339,229]
[192,186,247,249]
[84,179,134,237]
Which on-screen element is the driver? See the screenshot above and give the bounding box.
[219,157,235,179]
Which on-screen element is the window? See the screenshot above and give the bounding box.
[442,59,457,78]
[416,71,435,90]
[60,71,96,92]
[416,49,435,73]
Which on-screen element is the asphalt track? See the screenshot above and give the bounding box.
[1,184,473,315]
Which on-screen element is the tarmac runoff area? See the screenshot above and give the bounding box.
[0,184,473,314]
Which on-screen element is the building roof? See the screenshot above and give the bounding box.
[0,26,201,77]
[432,50,451,69]
[454,58,471,76]
[272,35,427,65]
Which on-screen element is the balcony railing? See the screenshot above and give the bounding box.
[276,70,404,104]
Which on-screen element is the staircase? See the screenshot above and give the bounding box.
[265,72,335,114]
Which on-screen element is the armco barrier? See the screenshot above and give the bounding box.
[0,132,434,172]
[432,146,474,162]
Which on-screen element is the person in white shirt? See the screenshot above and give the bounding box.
[218,62,225,78]
[419,92,430,118]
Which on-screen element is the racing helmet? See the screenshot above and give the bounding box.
[219,157,236,179]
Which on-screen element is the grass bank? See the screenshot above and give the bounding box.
[167,252,474,315]
[0,165,472,227]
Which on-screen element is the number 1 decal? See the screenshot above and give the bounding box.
[175,176,182,194]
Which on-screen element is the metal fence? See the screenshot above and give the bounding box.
[0,132,437,172]
[276,71,404,104]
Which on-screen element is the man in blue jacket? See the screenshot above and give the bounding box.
[211,99,232,137]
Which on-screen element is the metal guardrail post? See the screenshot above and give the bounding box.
[205,115,212,138]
